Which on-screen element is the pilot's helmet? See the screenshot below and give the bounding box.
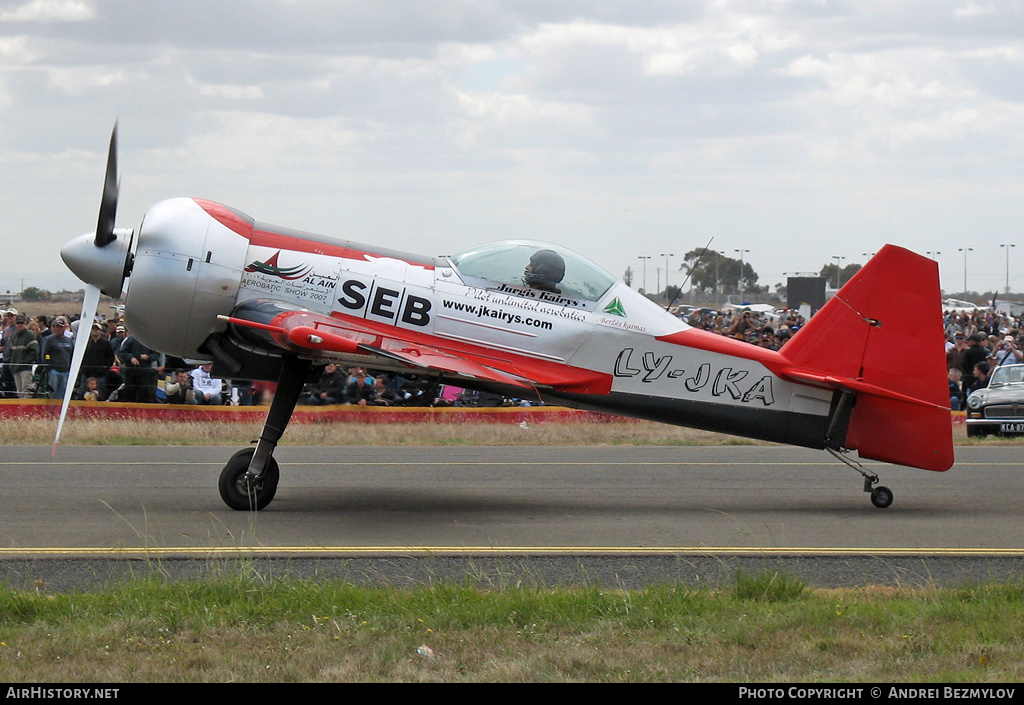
[524,249,565,289]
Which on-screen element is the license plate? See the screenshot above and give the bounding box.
[1000,422,1024,434]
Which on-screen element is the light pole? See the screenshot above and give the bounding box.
[734,248,749,298]
[958,247,972,294]
[638,256,651,296]
[715,250,725,307]
[1001,244,1016,295]
[833,256,846,288]
[661,252,674,302]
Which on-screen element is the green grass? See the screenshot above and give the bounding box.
[2,567,1023,682]
[734,568,808,602]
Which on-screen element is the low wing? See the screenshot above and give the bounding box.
[218,301,612,395]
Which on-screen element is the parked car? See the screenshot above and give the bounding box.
[965,364,1024,437]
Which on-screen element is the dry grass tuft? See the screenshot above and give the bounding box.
[0,410,1004,447]
[0,416,753,446]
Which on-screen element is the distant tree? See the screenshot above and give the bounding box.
[681,248,759,296]
[662,284,682,306]
[21,286,51,302]
[819,263,864,289]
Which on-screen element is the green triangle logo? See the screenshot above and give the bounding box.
[603,297,627,317]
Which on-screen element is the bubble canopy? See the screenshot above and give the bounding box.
[449,240,617,303]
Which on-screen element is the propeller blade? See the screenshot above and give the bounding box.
[52,283,101,457]
[94,124,118,247]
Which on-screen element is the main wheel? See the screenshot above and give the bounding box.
[870,485,893,509]
[218,448,280,511]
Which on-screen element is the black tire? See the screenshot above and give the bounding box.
[870,486,893,509]
[218,448,280,511]
[966,425,985,438]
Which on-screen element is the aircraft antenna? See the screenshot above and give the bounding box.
[665,237,713,313]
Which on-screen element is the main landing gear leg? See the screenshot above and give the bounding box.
[826,447,894,509]
[218,355,312,510]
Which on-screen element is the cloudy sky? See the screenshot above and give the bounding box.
[2,0,1023,300]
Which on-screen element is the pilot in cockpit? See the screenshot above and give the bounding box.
[523,249,565,293]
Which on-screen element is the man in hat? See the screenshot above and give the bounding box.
[110,323,128,358]
[40,316,74,399]
[991,335,1023,367]
[117,328,161,403]
[8,315,39,397]
[303,362,347,405]
[0,308,18,397]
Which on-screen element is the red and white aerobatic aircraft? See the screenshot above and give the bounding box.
[58,128,954,510]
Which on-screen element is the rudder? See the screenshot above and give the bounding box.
[782,245,953,472]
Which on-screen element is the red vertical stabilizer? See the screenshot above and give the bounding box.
[781,245,954,472]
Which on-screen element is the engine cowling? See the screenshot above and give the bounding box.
[123,198,249,360]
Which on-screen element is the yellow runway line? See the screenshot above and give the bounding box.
[3,546,1024,558]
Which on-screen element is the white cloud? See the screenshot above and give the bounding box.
[780,47,1000,157]
[194,83,265,101]
[182,112,359,172]
[521,12,796,78]
[457,90,592,126]
[954,2,998,18]
[3,1,1024,295]
[0,0,95,23]
[784,51,972,110]
[44,65,133,96]
[0,35,37,62]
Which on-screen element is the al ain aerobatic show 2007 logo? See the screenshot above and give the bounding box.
[244,251,313,280]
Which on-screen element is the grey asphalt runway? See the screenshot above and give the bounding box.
[2,444,1023,590]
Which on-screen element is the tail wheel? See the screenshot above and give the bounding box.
[218,447,280,511]
[870,486,894,509]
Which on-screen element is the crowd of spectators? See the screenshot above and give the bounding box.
[680,307,807,350]
[943,308,1024,409]
[0,306,442,406]
[1,303,1020,410]
[0,307,198,403]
